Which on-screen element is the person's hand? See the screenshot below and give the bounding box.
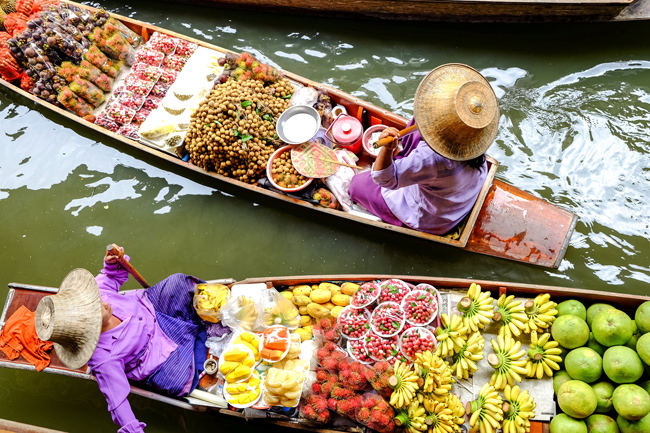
[378,127,400,151]
[105,244,124,264]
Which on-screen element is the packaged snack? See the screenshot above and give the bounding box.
[104,100,136,125]
[192,283,231,323]
[162,99,185,116]
[69,76,105,107]
[43,25,85,61]
[95,112,120,133]
[134,47,165,67]
[146,31,178,55]
[220,294,259,332]
[162,53,186,72]
[132,62,162,83]
[57,86,94,118]
[259,325,290,362]
[20,41,56,81]
[117,123,141,141]
[84,44,122,78]
[117,91,146,111]
[106,17,142,48]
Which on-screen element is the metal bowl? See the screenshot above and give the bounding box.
[276,105,321,145]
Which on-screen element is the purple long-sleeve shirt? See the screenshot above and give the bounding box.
[371,120,487,234]
[88,258,177,433]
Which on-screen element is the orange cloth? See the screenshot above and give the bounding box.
[0,305,53,372]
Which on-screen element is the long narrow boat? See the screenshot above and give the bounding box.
[0,1,577,268]
[166,0,650,22]
[2,276,648,433]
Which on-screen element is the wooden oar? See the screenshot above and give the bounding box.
[372,124,418,148]
[106,244,150,288]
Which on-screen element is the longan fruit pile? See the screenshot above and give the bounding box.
[271,149,308,189]
[184,77,294,183]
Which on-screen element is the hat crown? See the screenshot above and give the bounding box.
[414,64,499,161]
[34,269,103,370]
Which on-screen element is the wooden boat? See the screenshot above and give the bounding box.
[0,1,577,269]
[164,0,650,22]
[0,418,67,433]
[2,275,648,432]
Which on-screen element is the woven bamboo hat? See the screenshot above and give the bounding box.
[413,63,499,161]
[35,268,103,370]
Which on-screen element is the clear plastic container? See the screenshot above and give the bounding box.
[401,289,439,326]
[378,279,411,305]
[118,123,141,141]
[337,306,370,340]
[350,282,381,309]
[124,74,155,97]
[134,47,165,67]
[398,326,437,361]
[218,343,255,383]
[364,331,398,362]
[370,301,405,338]
[104,100,136,125]
[346,337,373,365]
[414,283,438,296]
[132,63,162,83]
[95,112,120,133]
[146,32,178,55]
[223,371,262,408]
[258,325,291,363]
[162,53,187,72]
[117,91,146,111]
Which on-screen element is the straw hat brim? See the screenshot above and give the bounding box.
[414,63,499,161]
[35,269,103,370]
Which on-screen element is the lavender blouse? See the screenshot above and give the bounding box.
[88,258,177,433]
[371,119,487,234]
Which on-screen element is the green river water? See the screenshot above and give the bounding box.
[2,1,650,431]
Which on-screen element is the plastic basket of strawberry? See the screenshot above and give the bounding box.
[401,289,439,326]
[398,326,437,361]
[337,306,370,340]
[378,279,411,304]
[370,302,405,338]
[350,282,381,309]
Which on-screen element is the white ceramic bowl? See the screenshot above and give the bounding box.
[276,105,321,144]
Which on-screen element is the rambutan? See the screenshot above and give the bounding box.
[311,382,322,394]
[324,341,338,352]
[332,350,346,361]
[378,414,392,427]
[349,395,361,412]
[372,408,383,419]
[338,359,351,371]
[301,404,317,420]
[327,398,338,411]
[240,52,250,61]
[316,370,329,382]
[317,347,330,361]
[331,386,346,399]
[357,406,372,423]
[321,381,334,396]
[348,371,367,390]
[327,374,338,384]
[245,58,253,68]
[312,396,328,413]
[316,410,330,424]
[376,399,389,412]
[336,399,351,417]
[324,329,339,341]
[375,360,390,373]
[323,357,339,371]
[339,369,351,383]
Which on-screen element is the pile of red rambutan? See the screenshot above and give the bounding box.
[312,316,342,343]
[356,392,396,433]
[299,394,331,424]
[363,360,394,399]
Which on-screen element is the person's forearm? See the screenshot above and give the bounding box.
[373,146,394,172]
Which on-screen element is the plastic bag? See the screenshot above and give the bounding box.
[84,44,122,78]
[289,86,319,107]
[57,86,94,118]
[256,288,300,330]
[325,149,359,212]
[106,17,141,48]
[192,283,230,323]
[220,293,259,332]
[69,76,105,107]
[355,392,395,433]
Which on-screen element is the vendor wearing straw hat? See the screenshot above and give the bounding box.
[349,64,499,235]
[34,245,209,433]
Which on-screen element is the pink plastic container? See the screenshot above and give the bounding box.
[328,114,363,154]
[362,124,387,158]
[266,145,313,193]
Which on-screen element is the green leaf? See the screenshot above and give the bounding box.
[281,93,293,99]
[216,120,222,126]
[241,100,252,107]
[391,348,398,356]
[262,113,274,122]
[411,302,417,308]
[392,321,399,328]
[242,135,253,142]
[233,129,240,137]
[417,295,426,300]
[256,108,260,115]
[273,133,278,139]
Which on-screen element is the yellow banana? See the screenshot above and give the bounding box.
[435,313,469,358]
[487,334,527,390]
[450,332,484,380]
[525,331,563,379]
[502,384,536,433]
[457,283,495,333]
[523,294,557,333]
[493,294,528,338]
[466,382,503,433]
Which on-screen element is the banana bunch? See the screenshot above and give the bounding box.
[493,294,527,338]
[435,313,468,358]
[487,334,528,390]
[457,283,495,333]
[447,393,466,430]
[414,350,454,396]
[394,400,427,433]
[525,331,562,379]
[389,360,420,409]
[423,398,457,433]
[523,293,557,333]
[466,382,504,433]
[502,385,536,433]
[451,332,484,380]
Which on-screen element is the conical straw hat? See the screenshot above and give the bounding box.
[413,63,499,161]
[35,268,102,370]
